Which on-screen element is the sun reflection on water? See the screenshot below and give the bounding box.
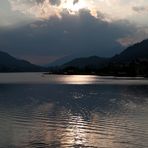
[57,75,97,84]
[0,100,148,148]
[61,115,87,146]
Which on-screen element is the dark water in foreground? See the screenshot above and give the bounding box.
[0,73,148,148]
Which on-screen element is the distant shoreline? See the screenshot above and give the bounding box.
[0,71,147,78]
[43,72,147,78]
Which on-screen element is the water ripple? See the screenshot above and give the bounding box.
[0,78,148,147]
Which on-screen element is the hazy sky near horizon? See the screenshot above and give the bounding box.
[0,0,148,64]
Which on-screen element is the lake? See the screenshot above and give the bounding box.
[0,73,148,148]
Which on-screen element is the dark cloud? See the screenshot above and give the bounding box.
[133,6,148,13]
[73,0,79,5]
[0,9,136,64]
[36,0,45,4]
[49,0,61,6]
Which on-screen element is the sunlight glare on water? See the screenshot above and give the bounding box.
[57,75,97,84]
[0,73,148,85]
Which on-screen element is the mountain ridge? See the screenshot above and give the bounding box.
[0,51,45,72]
[50,39,148,76]
[62,56,110,69]
[61,39,148,67]
[112,39,148,62]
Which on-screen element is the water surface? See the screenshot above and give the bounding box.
[0,73,148,148]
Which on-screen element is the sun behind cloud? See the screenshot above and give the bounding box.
[61,0,87,13]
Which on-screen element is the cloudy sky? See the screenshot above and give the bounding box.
[0,0,148,64]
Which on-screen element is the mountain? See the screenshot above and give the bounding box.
[44,55,77,67]
[62,56,110,69]
[50,56,111,75]
[112,39,148,62]
[47,39,148,68]
[0,51,45,72]
[51,39,148,76]
[105,39,148,76]
[58,39,148,69]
